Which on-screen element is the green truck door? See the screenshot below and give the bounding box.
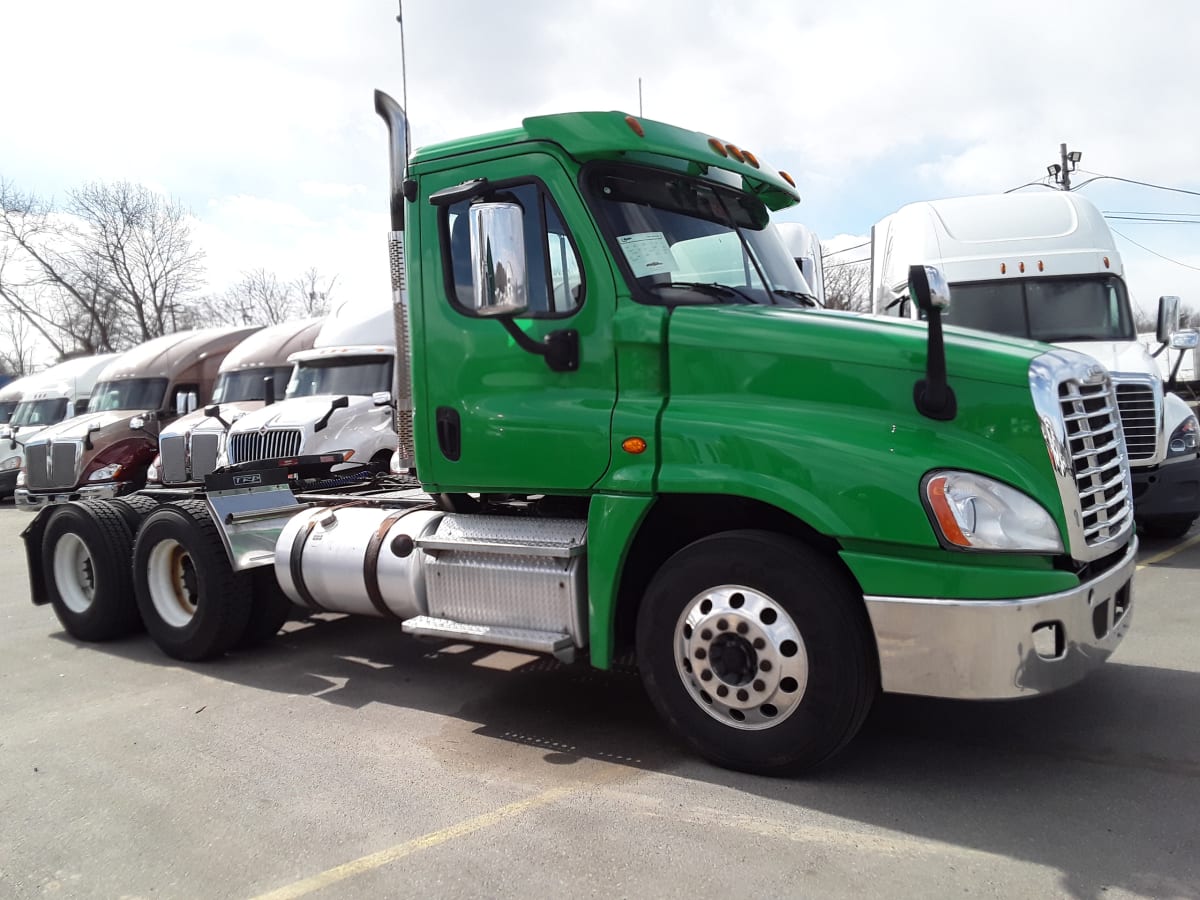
[417,153,617,493]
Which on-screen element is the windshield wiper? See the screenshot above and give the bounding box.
[654,282,763,305]
[771,289,821,308]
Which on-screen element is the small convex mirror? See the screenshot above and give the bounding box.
[372,391,393,407]
[1170,328,1199,350]
[909,265,951,314]
[469,202,529,317]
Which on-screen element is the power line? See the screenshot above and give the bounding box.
[1110,227,1200,272]
[1104,215,1200,225]
[825,257,870,270]
[821,240,868,258]
[1102,210,1200,217]
[1004,180,1057,193]
[1073,171,1200,198]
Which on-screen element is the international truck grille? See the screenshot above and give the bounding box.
[1058,379,1131,546]
[1114,382,1157,461]
[189,431,222,480]
[158,434,187,484]
[25,441,81,490]
[228,429,302,464]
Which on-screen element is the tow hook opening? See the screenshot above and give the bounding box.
[1032,621,1066,660]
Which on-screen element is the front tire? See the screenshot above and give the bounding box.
[42,501,141,641]
[636,530,877,775]
[133,500,252,661]
[1139,514,1196,540]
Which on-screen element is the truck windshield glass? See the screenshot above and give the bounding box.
[586,164,815,306]
[287,356,393,399]
[944,276,1135,342]
[10,397,69,427]
[88,378,168,412]
[0,400,17,423]
[212,366,293,404]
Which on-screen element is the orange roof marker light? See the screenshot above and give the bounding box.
[742,150,761,169]
[778,170,796,187]
[1000,262,1007,274]
[725,144,746,163]
[1018,261,1026,273]
[624,116,645,137]
[621,436,648,455]
[1104,256,1111,269]
[1038,260,1045,272]
[707,137,728,157]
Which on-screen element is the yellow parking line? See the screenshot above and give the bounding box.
[251,785,575,900]
[1136,531,1200,570]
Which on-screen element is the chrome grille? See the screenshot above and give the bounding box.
[1114,382,1158,462]
[25,442,49,489]
[159,433,188,484]
[1058,378,1131,546]
[228,428,302,464]
[190,431,222,480]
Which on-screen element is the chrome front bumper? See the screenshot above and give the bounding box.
[15,481,130,511]
[864,537,1137,699]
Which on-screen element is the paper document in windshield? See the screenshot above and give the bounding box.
[618,232,679,279]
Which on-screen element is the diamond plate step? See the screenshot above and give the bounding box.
[401,615,576,662]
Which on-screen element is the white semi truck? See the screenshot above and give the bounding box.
[775,222,825,305]
[222,301,397,473]
[871,191,1200,538]
[148,318,323,487]
[0,354,119,497]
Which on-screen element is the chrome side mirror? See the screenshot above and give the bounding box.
[469,202,529,317]
[910,265,951,314]
[1157,295,1181,344]
[372,391,393,407]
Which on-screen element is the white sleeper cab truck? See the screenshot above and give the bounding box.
[0,373,35,430]
[0,354,119,497]
[872,191,1200,538]
[775,222,825,305]
[223,301,397,472]
[149,318,323,487]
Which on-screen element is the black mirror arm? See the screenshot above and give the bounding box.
[204,404,231,431]
[314,396,350,433]
[498,317,579,373]
[914,308,957,421]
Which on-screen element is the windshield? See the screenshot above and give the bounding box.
[944,276,1135,342]
[587,164,816,306]
[10,397,69,427]
[286,356,393,399]
[88,378,168,413]
[0,400,16,423]
[212,366,293,404]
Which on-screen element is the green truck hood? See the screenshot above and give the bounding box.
[659,304,1066,554]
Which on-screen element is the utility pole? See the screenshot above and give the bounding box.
[1047,143,1082,190]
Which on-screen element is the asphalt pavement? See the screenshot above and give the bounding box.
[1,504,1198,899]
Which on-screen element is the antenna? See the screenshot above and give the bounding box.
[395,0,410,157]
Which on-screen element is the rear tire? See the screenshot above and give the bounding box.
[133,499,252,661]
[238,567,296,647]
[636,529,877,775]
[42,501,141,641]
[109,494,161,536]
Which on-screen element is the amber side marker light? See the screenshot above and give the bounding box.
[624,116,645,137]
[708,137,728,157]
[621,436,648,454]
[1000,262,1007,274]
[926,475,970,547]
[742,150,760,168]
[725,144,745,162]
[1038,260,1045,272]
[778,170,796,187]
[1019,261,1026,273]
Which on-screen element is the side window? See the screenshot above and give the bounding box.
[445,182,584,318]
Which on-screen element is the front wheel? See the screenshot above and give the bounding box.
[133,500,252,661]
[1139,514,1196,540]
[636,530,877,775]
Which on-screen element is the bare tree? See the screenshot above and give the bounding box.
[198,266,337,327]
[0,308,37,375]
[822,247,871,312]
[0,178,203,354]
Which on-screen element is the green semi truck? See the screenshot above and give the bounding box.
[22,92,1137,774]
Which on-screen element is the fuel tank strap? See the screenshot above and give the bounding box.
[363,510,410,619]
[289,517,327,611]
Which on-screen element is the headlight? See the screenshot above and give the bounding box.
[146,455,161,483]
[88,463,124,482]
[0,455,21,471]
[922,470,1064,553]
[1168,415,1199,459]
[16,468,25,486]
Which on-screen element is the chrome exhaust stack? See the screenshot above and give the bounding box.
[374,89,415,469]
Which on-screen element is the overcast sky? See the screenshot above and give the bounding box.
[4,0,1200,347]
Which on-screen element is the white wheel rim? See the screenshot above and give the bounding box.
[147,538,199,629]
[674,584,809,731]
[53,533,96,614]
